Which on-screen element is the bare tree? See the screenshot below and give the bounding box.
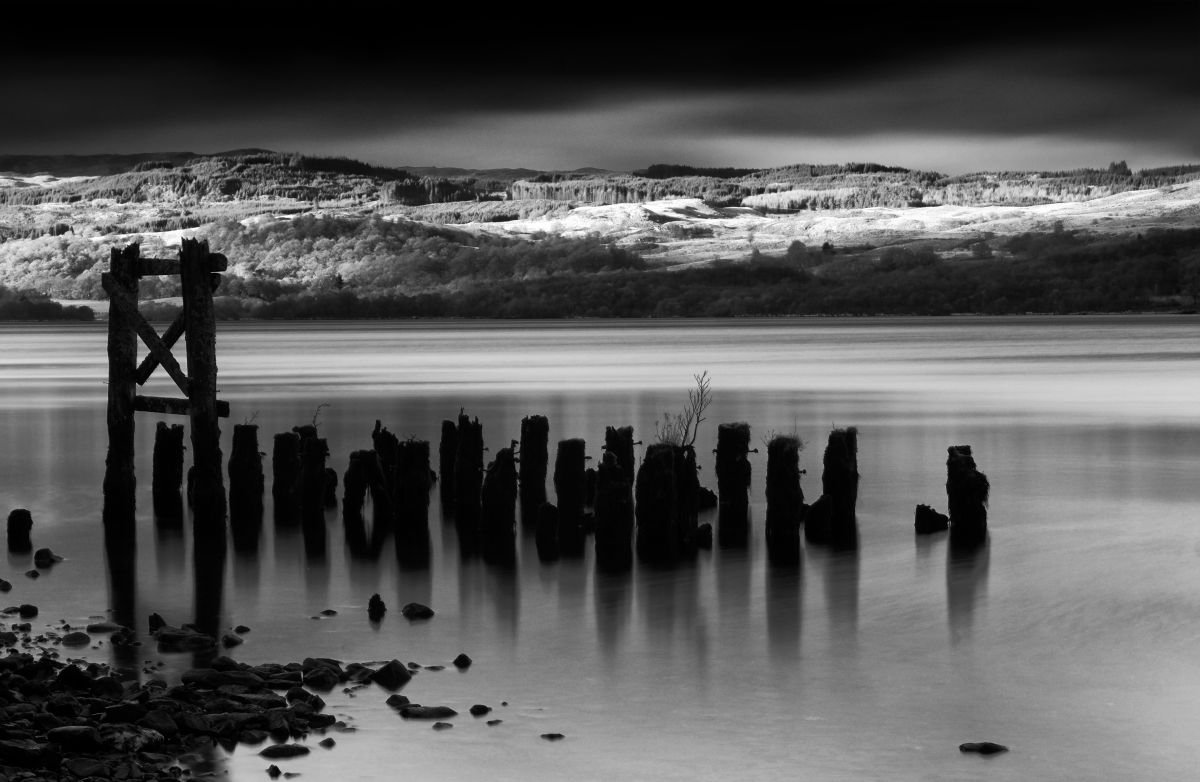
[655,371,712,448]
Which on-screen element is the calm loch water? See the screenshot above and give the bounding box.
[1,315,1199,781]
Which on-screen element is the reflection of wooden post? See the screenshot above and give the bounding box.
[103,244,139,520]
[180,239,226,524]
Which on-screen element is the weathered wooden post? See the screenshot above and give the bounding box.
[765,435,803,565]
[396,438,432,561]
[272,431,301,522]
[554,438,587,557]
[439,419,458,506]
[594,450,634,572]
[228,423,264,547]
[481,447,518,565]
[103,244,139,521]
[519,415,549,525]
[152,421,185,518]
[179,238,226,525]
[716,422,752,547]
[603,426,636,485]
[947,445,989,549]
[299,437,328,557]
[636,443,678,565]
[806,427,859,547]
[6,509,32,552]
[342,450,372,553]
[454,413,483,553]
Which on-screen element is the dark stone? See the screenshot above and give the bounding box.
[91,675,125,698]
[541,733,566,741]
[0,737,49,767]
[17,604,36,618]
[55,663,94,691]
[0,579,9,592]
[400,602,434,620]
[47,725,101,751]
[260,743,311,758]
[23,570,38,579]
[182,668,265,689]
[367,594,386,622]
[432,721,453,730]
[103,702,149,723]
[33,547,62,568]
[486,719,502,726]
[915,503,950,534]
[385,694,410,709]
[7,509,33,552]
[319,609,337,616]
[285,687,325,711]
[156,625,217,652]
[86,621,124,633]
[368,660,411,691]
[469,704,491,716]
[302,667,340,692]
[148,612,166,633]
[64,757,108,778]
[236,625,252,634]
[60,630,90,647]
[267,764,282,779]
[959,741,1008,755]
[697,485,718,510]
[398,705,457,719]
[139,708,179,738]
[319,737,335,748]
[452,653,472,670]
[222,633,245,648]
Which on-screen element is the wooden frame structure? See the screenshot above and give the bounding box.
[102,238,230,524]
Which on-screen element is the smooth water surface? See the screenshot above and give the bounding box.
[1,316,1199,781]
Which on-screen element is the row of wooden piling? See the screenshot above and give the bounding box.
[147,414,987,567]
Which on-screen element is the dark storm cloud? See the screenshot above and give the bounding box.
[2,2,1197,170]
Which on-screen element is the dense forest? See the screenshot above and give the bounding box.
[0,284,93,320]
[121,226,1200,320]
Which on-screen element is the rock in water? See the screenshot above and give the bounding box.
[452,653,472,669]
[260,744,311,759]
[401,602,434,620]
[914,504,950,534]
[959,741,1008,755]
[368,594,386,621]
[6,509,32,552]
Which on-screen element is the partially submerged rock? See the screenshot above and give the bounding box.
[959,741,1008,755]
[401,602,434,620]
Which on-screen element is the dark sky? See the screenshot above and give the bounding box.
[4,3,1198,174]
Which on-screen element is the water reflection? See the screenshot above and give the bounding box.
[766,566,803,663]
[594,570,632,670]
[103,519,139,671]
[946,542,990,645]
[817,547,860,652]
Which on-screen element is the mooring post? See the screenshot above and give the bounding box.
[179,238,226,524]
[103,244,140,520]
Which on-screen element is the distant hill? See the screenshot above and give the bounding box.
[0,149,275,177]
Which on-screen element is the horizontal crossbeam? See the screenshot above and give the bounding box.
[137,254,227,276]
[135,395,230,418]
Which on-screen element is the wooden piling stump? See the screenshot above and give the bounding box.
[765,435,803,565]
[481,447,518,565]
[636,444,678,565]
[396,438,432,560]
[947,445,989,548]
[603,425,636,487]
[811,427,859,548]
[519,415,549,521]
[6,509,32,553]
[554,439,587,557]
[453,414,484,552]
[228,424,264,545]
[152,421,186,518]
[272,432,301,521]
[439,420,458,504]
[594,451,634,572]
[716,423,752,547]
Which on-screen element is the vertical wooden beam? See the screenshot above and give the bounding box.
[103,243,140,523]
[179,238,227,526]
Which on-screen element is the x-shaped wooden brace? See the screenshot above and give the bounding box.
[100,275,191,396]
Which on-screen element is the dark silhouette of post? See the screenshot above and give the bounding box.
[104,244,139,519]
[180,238,226,524]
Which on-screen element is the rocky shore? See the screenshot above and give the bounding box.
[0,611,473,781]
